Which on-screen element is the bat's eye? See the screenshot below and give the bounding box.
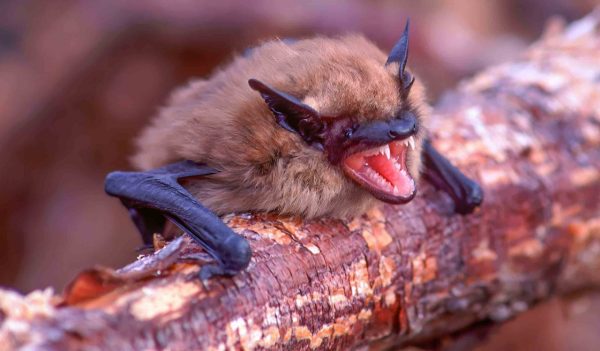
[344,124,360,139]
[344,128,354,139]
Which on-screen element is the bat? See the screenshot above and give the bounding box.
[105,21,483,279]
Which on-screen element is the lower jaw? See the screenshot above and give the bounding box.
[348,172,417,204]
[342,153,416,203]
[370,186,417,204]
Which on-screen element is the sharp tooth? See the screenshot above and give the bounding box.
[408,136,416,150]
[383,144,391,159]
[403,139,409,147]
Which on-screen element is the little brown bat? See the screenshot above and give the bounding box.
[105,22,482,279]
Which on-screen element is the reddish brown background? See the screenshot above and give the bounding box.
[0,1,598,350]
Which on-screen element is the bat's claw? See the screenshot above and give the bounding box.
[199,264,231,281]
[422,140,484,215]
[455,180,484,214]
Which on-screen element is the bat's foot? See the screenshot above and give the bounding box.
[422,140,484,215]
[455,180,483,214]
[105,161,252,278]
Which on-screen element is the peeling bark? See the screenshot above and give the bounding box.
[1,11,600,351]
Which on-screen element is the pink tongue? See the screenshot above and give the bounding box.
[366,154,414,196]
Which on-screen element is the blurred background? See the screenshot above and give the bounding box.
[0,0,598,350]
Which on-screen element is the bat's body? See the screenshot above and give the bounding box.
[106,23,482,278]
[133,34,427,218]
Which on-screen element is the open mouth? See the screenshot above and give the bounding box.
[342,137,416,203]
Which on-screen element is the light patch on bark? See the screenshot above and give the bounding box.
[291,313,369,349]
[328,293,349,306]
[0,288,56,320]
[258,326,280,348]
[295,292,322,308]
[508,239,543,258]
[360,207,393,252]
[311,325,334,348]
[350,258,373,298]
[551,203,584,226]
[384,289,397,306]
[292,326,313,343]
[568,218,600,244]
[569,167,599,187]
[378,256,396,287]
[232,222,292,245]
[304,243,321,254]
[278,218,309,240]
[412,251,438,284]
[207,344,226,351]
[289,291,351,311]
[262,305,283,326]
[582,120,600,145]
[225,317,265,350]
[534,161,559,178]
[461,106,534,163]
[358,308,372,320]
[464,107,507,162]
[129,281,200,321]
[473,239,498,262]
[480,167,520,186]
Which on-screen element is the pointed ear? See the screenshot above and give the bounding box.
[248,79,324,146]
[385,19,414,91]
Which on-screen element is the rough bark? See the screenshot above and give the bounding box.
[1,11,600,351]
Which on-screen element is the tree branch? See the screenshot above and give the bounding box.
[1,11,599,351]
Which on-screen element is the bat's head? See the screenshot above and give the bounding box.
[249,22,426,205]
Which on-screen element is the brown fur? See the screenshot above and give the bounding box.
[133,35,430,219]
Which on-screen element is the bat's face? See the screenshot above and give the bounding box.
[333,111,419,204]
[250,23,425,205]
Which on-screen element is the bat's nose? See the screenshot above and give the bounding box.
[348,112,418,145]
[388,112,417,140]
